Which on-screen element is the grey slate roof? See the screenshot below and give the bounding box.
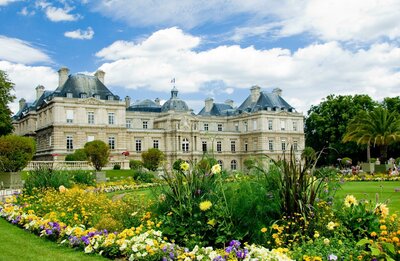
[128,99,161,112]
[13,91,53,120]
[53,74,118,100]
[236,91,294,113]
[198,103,235,116]
[161,87,190,112]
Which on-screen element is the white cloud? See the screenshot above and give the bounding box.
[64,27,94,40]
[92,0,400,43]
[0,61,58,113]
[45,5,80,22]
[0,0,20,6]
[0,35,51,64]
[96,28,400,114]
[19,7,35,16]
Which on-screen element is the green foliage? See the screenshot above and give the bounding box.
[70,170,95,186]
[141,148,164,171]
[0,135,35,172]
[370,157,377,163]
[0,71,15,136]
[305,94,377,165]
[172,158,185,171]
[24,167,73,194]
[301,146,316,164]
[113,164,121,170]
[341,157,352,166]
[84,140,109,171]
[132,169,155,183]
[343,106,400,161]
[129,160,143,170]
[65,149,87,161]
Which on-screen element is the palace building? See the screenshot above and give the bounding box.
[13,68,305,170]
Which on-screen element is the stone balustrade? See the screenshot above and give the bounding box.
[24,160,130,171]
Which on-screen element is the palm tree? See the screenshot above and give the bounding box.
[343,107,400,162]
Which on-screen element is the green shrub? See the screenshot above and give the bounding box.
[0,135,35,172]
[369,157,377,163]
[24,166,72,194]
[84,140,109,171]
[341,157,352,166]
[132,169,155,183]
[172,158,185,171]
[141,148,164,171]
[113,164,121,170]
[65,149,87,161]
[395,157,400,165]
[129,160,143,170]
[70,170,95,186]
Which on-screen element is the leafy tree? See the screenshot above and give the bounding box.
[65,148,88,161]
[305,94,377,165]
[129,159,143,170]
[343,107,400,162]
[0,70,15,136]
[382,96,400,113]
[84,140,110,171]
[141,148,164,171]
[0,135,35,172]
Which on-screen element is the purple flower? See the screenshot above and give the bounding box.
[169,252,174,259]
[81,236,90,245]
[328,254,338,260]
[229,240,241,248]
[225,246,233,254]
[162,258,168,261]
[46,229,53,235]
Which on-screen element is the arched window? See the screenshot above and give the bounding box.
[217,160,223,168]
[231,160,237,170]
[182,138,189,152]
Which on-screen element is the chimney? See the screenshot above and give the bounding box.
[225,99,234,108]
[155,98,160,106]
[35,85,45,100]
[272,88,282,96]
[95,70,105,84]
[250,85,261,102]
[125,96,131,108]
[19,98,26,110]
[205,98,213,112]
[58,67,69,87]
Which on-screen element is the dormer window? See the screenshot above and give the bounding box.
[66,92,73,98]
[80,93,87,98]
[108,95,114,101]
[94,94,100,99]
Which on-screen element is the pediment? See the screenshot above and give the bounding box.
[80,97,104,105]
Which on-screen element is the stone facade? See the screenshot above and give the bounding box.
[13,68,305,170]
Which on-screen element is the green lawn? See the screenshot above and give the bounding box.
[335,181,400,214]
[0,218,107,261]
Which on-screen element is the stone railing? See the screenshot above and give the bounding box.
[24,160,130,171]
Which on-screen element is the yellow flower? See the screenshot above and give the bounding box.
[323,238,330,245]
[380,225,387,230]
[344,195,358,207]
[326,221,336,230]
[199,200,212,211]
[370,231,377,237]
[180,162,190,171]
[314,231,320,238]
[375,203,389,218]
[59,185,66,193]
[261,227,267,233]
[211,164,221,175]
[207,219,216,227]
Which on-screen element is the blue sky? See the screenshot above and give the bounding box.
[1,0,400,114]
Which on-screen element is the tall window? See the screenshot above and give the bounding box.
[153,140,159,149]
[87,112,94,124]
[244,121,248,131]
[269,139,274,151]
[293,121,298,131]
[143,121,148,129]
[280,120,286,131]
[126,119,132,129]
[293,140,298,151]
[202,141,207,152]
[218,124,223,131]
[182,138,189,152]
[268,119,273,130]
[281,139,286,151]
[231,160,237,170]
[217,141,222,152]
[204,123,209,131]
[66,110,73,123]
[244,141,248,152]
[135,139,142,152]
[231,141,236,152]
[253,139,258,151]
[108,113,115,125]
[253,120,257,130]
[235,123,239,132]
[66,136,73,150]
[108,136,115,150]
